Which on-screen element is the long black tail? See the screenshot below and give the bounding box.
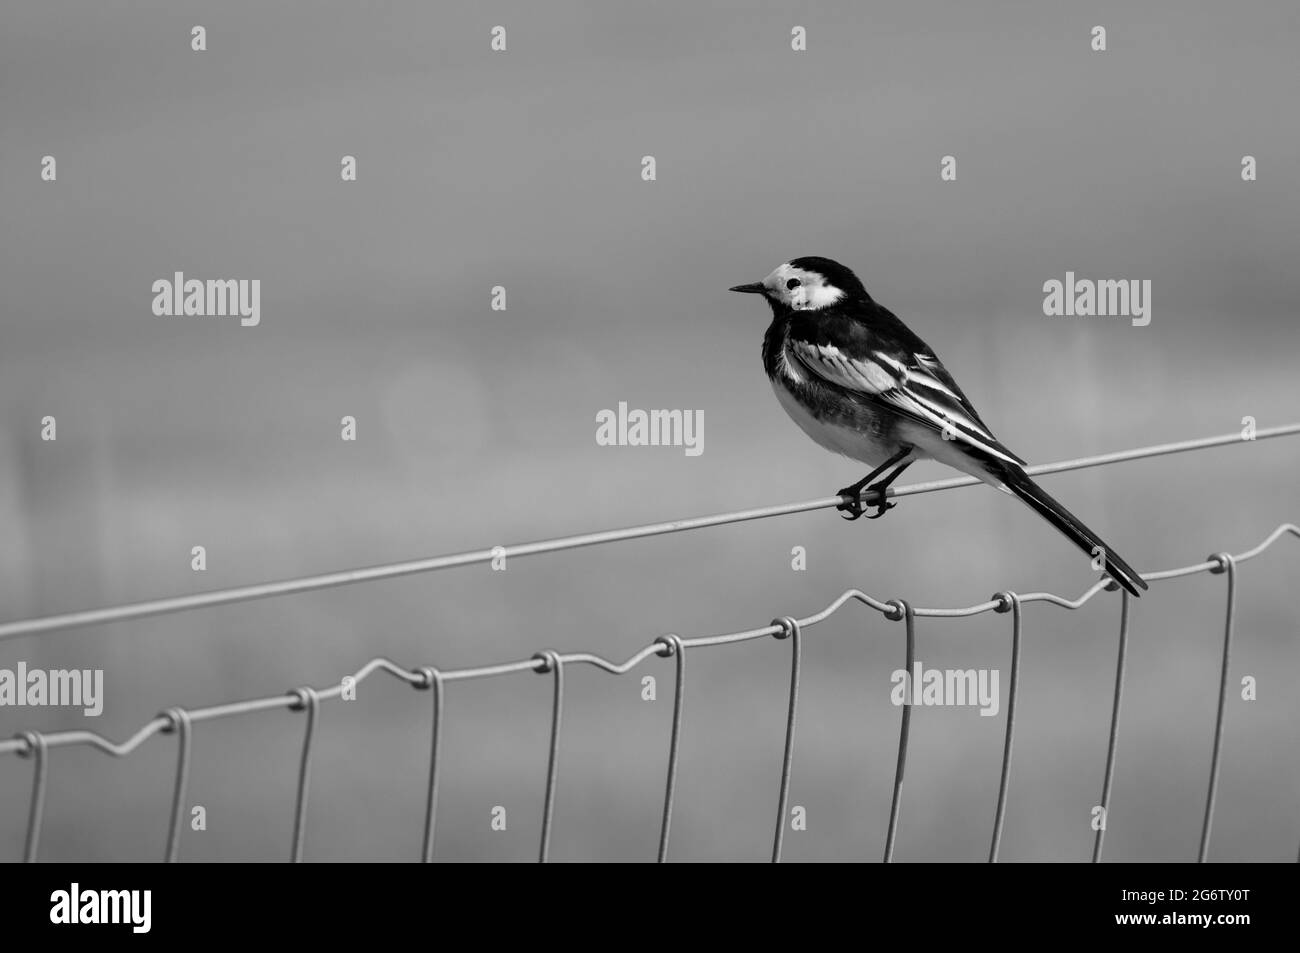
[998,465,1148,597]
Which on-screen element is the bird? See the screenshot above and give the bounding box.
[730,255,1148,597]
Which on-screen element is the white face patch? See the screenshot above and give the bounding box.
[762,263,846,310]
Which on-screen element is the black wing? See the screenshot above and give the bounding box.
[784,306,1026,467]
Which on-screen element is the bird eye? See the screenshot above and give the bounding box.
[786,278,801,290]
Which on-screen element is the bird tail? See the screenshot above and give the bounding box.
[997,465,1148,597]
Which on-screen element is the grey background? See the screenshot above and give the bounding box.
[1,1,1297,862]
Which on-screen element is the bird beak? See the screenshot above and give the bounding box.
[729,282,767,295]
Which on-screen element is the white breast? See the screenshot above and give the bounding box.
[770,378,898,466]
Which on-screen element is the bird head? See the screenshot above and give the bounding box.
[729,256,868,311]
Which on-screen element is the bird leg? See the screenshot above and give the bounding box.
[860,461,912,519]
[837,448,913,521]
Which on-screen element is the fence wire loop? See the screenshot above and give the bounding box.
[160,706,190,733]
[289,686,317,711]
[1207,551,1234,574]
[883,598,908,622]
[532,650,560,673]
[771,615,798,640]
[16,730,44,758]
[654,634,681,657]
[991,590,1015,614]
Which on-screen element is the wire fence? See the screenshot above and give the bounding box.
[3,424,1298,863]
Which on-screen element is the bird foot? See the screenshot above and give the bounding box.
[836,482,897,521]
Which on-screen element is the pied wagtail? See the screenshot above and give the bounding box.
[731,256,1147,597]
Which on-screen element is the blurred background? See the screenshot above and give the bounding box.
[1,1,1297,862]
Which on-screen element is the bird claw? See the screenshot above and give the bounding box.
[865,499,897,519]
[837,485,896,521]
